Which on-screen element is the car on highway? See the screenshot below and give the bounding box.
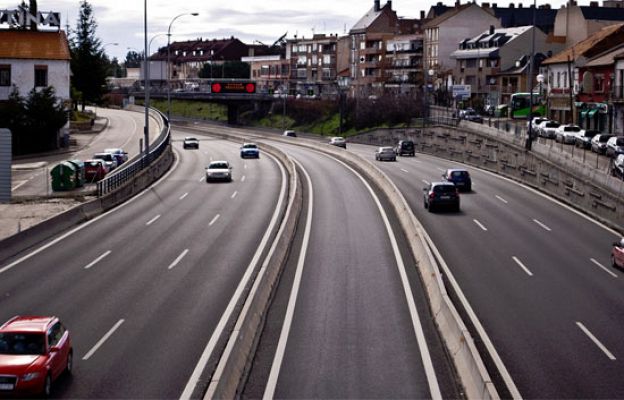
[606,136,624,158]
[329,137,347,148]
[555,125,583,144]
[183,137,199,149]
[104,148,128,165]
[575,130,598,149]
[591,133,614,154]
[612,154,624,179]
[205,160,233,182]
[612,238,624,268]
[283,130,297,137]
[457,108,475,119]
[462,110,483,123]
[240,143,260,158]
[0,316,72,397]
[84,159,108,182]
[394,140,415,156]
[442,168,472,192]
[375,146,397,161]
[93,152,118,171]
[536,120,560,138]
[423,182,460,212]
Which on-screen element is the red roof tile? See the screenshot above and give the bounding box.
[0,30,70,60]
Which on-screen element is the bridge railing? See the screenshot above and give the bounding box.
[96,108,170,197]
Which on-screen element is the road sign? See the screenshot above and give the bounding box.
[452,84,471,100]
[210,81,256,94]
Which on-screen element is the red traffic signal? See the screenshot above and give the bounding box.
[210,81,255,94]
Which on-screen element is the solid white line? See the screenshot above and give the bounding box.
[167,249,189,270]
[422,179,430,185]
[82,319,124,360]
[231,191,238,199]
[512,256,534,276]
[84,250,111,270]
[209,214,220,226]
[496,195,508,204]
[241,175,246,182]
[436,167,445,172]
[146,214,161,226]
[179,192,188,200]
[244,163,248,169]
[263,160,314,399]
[576,322,616,360]
[180,153,288,400]
[590,258,618,278]
[473,219,488,231]
[401,168,409,173]
[533,219,552,231]
[199,176,205,182]
[11,180,28,191]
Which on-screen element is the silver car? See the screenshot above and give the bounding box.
[375,146,396,161]
[205,161,233,182]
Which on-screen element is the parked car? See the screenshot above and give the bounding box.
[528,116,549,131]
[606,136,624,158]
[104,148,128,165]
[591,133,614,154]
[442,168,472,192]
[457,108,475,118]
[0,316,72,396]
[394,140,415,156]
[612,154,624,179]
[423,182,460,212]
[240,143,260,158]
[612,237,624,268]
[84,159,108,182]
[555,125,583,144]
[205,160,232,182]
[283,130,297,137]
[375,146,397,161]
[93,152,118,171]
[183,137,199,149]
[575,130,599,149]
[329,137,347,148]
[537,120,560,138]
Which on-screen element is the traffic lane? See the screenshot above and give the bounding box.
[0,138,284,398]
[349,145,624,397]
[259,143,442,399]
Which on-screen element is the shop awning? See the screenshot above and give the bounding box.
[588,109,598,118]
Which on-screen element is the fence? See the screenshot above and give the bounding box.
[96,108,170,196]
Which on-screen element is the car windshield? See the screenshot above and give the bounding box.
[564,126,580,132]
[402,142,414,148]
[86,161,102,167]
[616,138,624,146]
[545,122,560,128]
[242,144,257,149]
[0,332,45,355]
[94,154,112,161]
[208,163,228,169]
[451,171,468,178]
[600,136,611,143]
[185,137,196,141]
[434,185,456,193]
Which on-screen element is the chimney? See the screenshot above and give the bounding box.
[455,0,460,6]
[490,25,495,34]
[420,10,425,19]
[518,2,523,7]
[589,1,598,6]
[386,0,392,9]
[482,2,490,7]
[492,3,497,7]
[374,0,380,11]
[509,2,515,8]
[437,1,443,5]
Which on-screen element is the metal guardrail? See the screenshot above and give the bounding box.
[96,108,170,196]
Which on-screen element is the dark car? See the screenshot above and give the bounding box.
[463,111,483,123]
[240,143,260,158]
[394,140,415,156]
[423,182,460,212]
[283,130,297,137]
[183,137,199,149]
[442,168,472,192]
[612,237,624,268]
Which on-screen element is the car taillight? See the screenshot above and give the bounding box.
[429,192,435,200]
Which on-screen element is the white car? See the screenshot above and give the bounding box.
[104,148,128,165]
[205,160,232,182]
[606,136,624,158]
[528,116,549,131]
[537,120,560,138]
[555,125,583,145]
[93,152,119,171]
[329,137,346,148]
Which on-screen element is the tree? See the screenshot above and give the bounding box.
[69,0,108,111]
[198,61,250,79]
[124,51,143,69]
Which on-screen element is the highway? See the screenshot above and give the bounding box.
[0,129,286,398]
[346,142,624,398]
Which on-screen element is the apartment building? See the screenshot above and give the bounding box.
[554,0,624,47]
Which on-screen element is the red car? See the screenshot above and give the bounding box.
[84,159,108,182]
[0,316,72,396]
[612,238,624,268]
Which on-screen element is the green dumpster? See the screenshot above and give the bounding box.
[50,161,77,191]
[67,159,85,187]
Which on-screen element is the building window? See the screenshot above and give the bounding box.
[0,65,10,86]
[34,65,48,87]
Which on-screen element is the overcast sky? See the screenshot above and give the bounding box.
[3,0,571,61]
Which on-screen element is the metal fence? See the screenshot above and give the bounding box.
[96,108,170,197]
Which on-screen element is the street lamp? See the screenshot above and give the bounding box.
[525,0,537,151]
[338,76,351,134]
[423,69,434,127]
[143,0,149,161]
[167,12,199,120]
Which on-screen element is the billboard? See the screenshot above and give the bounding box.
[452,84,471,100]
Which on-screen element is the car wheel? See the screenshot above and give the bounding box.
[428,203,435,213]
[43,374,52,397]
[454,203,460,212]
[66,350,73,375]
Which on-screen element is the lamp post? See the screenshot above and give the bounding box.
[166,12,199,120]
[424,68,434,127]
[338,76,351,134]
[525,0,537,151]
[143,0,149,161]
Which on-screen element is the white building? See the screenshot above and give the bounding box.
[0,30,71,101]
